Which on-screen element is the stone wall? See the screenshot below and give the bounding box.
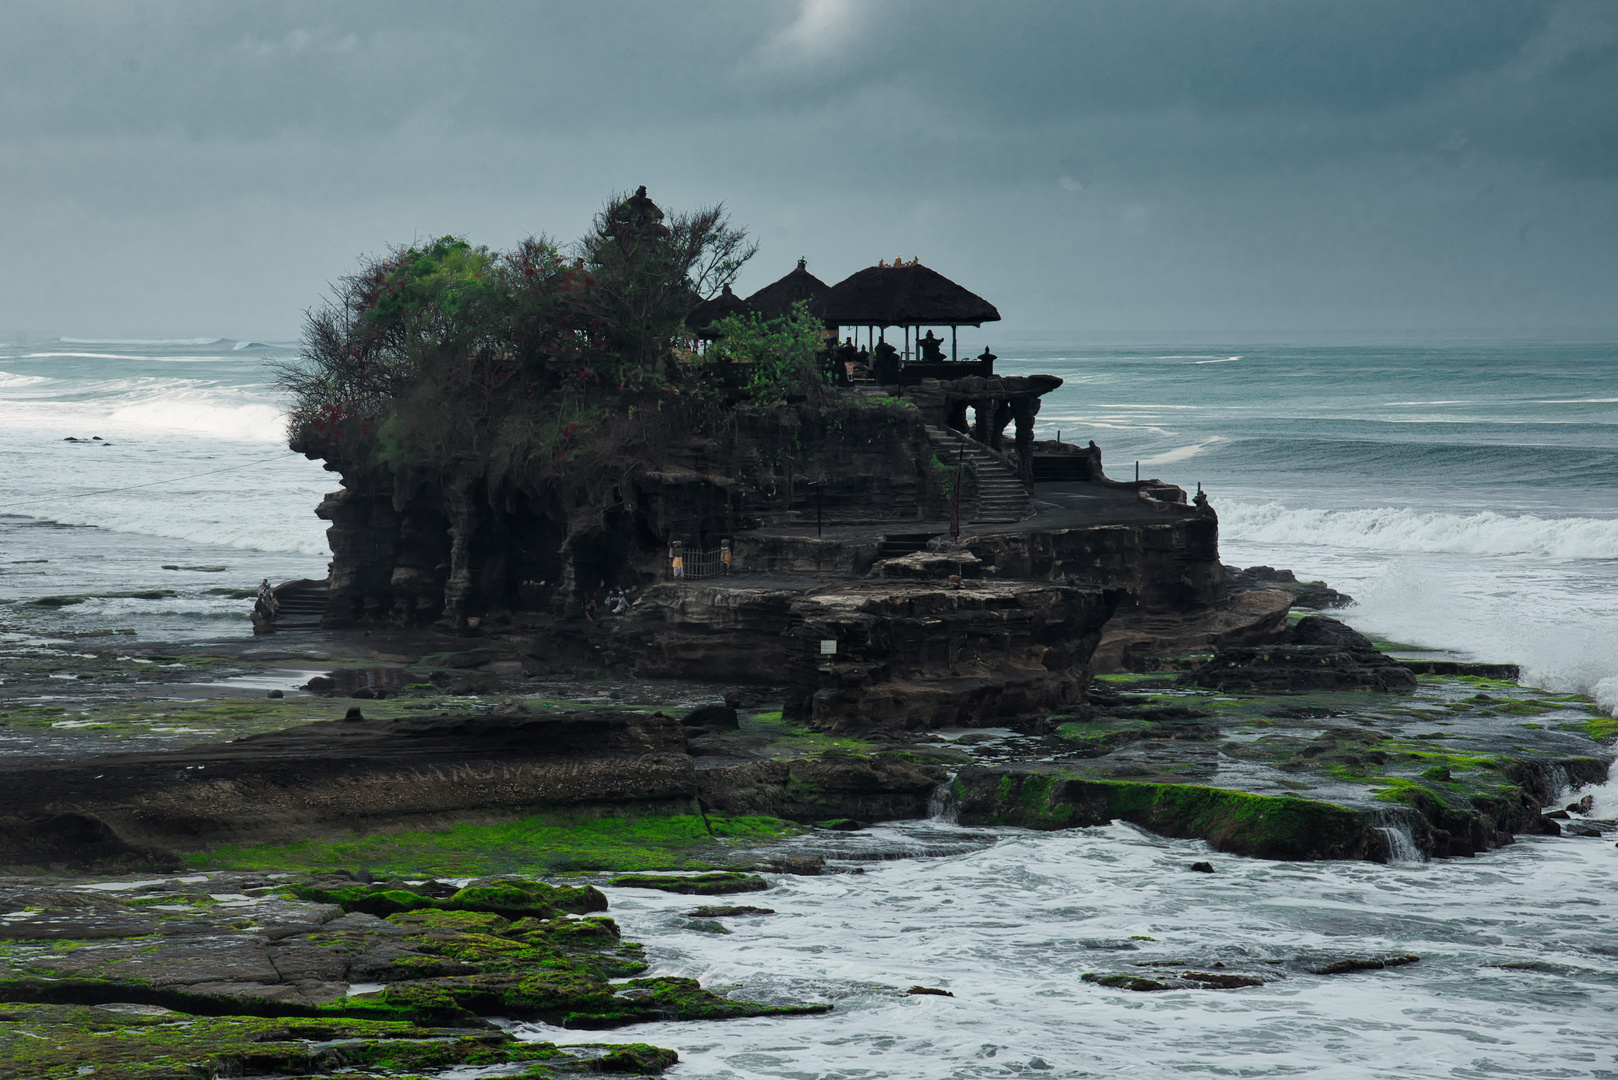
[956,517,1224,613]
[299,399,950,628]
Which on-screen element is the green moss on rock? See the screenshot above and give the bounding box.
[605,872,770,895]
[953,767,1379,860]
[0,1001,680,1079]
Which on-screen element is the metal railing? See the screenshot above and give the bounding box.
[668,541,732,580]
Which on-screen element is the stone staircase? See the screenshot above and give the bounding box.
[266,578,329,631]
[924,425,1032,523]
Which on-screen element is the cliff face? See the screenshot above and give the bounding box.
[298,398,947,628]
[960,517,1223,613]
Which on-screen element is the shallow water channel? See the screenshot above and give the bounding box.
[511,819,1618,1079]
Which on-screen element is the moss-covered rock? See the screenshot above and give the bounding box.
[290,877,608,920]
[0,1001,677,1079]
[953,766,1382,860]
[0,869,828,1076]
[605,872,770,895]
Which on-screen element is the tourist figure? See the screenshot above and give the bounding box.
[836,338,858,380]
[584,594,598,622]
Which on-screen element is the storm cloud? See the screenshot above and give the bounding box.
[2,0,1614,340]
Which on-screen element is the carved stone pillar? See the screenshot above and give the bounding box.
[1011,396,1041,484]
[990,399,1013,450]
[972,398,992,443]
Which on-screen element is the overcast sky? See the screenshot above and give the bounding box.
[3,0,1615,342]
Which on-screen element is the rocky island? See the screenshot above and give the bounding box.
[2,189,1612,1078]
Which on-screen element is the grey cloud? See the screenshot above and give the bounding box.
[0,0,1612,338]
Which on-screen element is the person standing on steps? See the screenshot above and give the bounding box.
[257,579,279,619]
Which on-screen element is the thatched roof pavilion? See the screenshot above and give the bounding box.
[685,284,754,341]
[819,261,1000,330]
[819,260,1000,368]
[746,258,830,319]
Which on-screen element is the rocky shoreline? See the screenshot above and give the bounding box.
[3,562,1615,1077]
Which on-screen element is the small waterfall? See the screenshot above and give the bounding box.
[1366,807,1426,864]
[928,775,959,823]
[1541,762,1574,805]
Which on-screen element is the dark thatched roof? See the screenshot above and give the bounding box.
[746,258,830,319]
[818,261,1001,327]
[685,284,754,340]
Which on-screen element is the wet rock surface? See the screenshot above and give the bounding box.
[0,869,828,1078]
[1224,565,1354,609]
[696,751,950,824]
[1,596,1613,875]
[1185,616,1419,692]
[0,711,701,867]
[1081,951,1420,992]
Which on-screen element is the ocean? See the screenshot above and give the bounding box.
[1005,341,1618,712]
[3,337,1616,1077]
[9,338,1618,695]
[0,338,331,643]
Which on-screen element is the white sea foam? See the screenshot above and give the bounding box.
[0,370,50,387]
[1192,355,1241,364]
[21,352,154,361]
[59,337,223,346]
[1564,768,1618,817]
[1,381,289,441]
[546,821,1618,1079]
[106,396,287,441]
[1139,437,1222,465]
[1220,500,1618,559]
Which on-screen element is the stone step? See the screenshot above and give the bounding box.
[923,423,1032,522]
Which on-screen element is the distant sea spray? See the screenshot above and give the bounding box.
[1220,499,1618,561]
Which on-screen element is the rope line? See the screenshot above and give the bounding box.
[4,454,296,509]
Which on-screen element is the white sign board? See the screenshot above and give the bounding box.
[819,639,838,655]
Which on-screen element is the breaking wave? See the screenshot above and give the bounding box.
[1220,500,1618,560]
[58,336,224,346]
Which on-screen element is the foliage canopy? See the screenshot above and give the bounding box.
[275,189,795,497]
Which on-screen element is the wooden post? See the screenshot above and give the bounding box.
[952,325,957,361]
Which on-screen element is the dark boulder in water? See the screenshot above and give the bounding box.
[1183,616,1416,692]
[682,704,739,732]
[1224,565,1353,609]
[606,872,769,895]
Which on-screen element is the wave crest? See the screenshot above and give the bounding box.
[1220,500,1618,560]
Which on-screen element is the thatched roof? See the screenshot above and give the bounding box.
[604,184,667,241]
[818,261,1001,327]
[685,284,754,339]
[746,258,830,319]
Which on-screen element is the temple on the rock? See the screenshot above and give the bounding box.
[281,188,1269,732]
